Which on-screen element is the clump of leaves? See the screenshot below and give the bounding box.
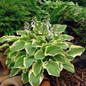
[0,16,85,86]
[0,0,37,35]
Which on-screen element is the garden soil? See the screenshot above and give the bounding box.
[49,66,86,86]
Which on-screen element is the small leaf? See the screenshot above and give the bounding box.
[44,59,60,76]
[25,43,36,55]
[7,51,17,59]
[45,45,62,56]
[57,24,67,33]
[22,72,28,84]
[4,48,11,54]
[63,61,74,73]
[20,35,30,41]
[14,56,24,68]
[15,51,26,61]
[66,45,85,57]
[32,39,42,47]
[0,43,9,49]
[10,40,25,51]
[54,53,66,63]
[8,62,15,68]
[57,42,69,49]
[16,30,26,35]
[10,68,21,77]
[35,50,45,60]
[32,61,43,76]
[36,36,47,43]
[29,69,43,86]
[66,55,74,60]
[6,58,11,65]
[24,56,35,68]
[0,36,19,43]
[61,34,74,41]
[8,59,15,68]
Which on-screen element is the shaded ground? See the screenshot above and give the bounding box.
[49,66,86,86]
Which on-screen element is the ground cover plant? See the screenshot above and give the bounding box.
[0,0,38,35]
[0,16,85,86]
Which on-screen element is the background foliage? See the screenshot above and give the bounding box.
[35,0,86,47]
[60,0,86,7]
[0,0,38,35]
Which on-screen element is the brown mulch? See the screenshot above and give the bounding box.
[49,66,86,86]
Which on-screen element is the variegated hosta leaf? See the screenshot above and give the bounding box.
[15,51,26,61]
[14,56,25,68]
[8,62,15,68]
[0,36,8,43]
[7,51,17,59]
[25,43,36,55]
[32,39,43,47]
[44,59,60,77]
[29,69,43,86]
[35,50,45,60]
[61,34,74,41]
[45,45,62,56]
[4,48,11,54]
[6,58,11,65]
[0,36,19,43]
[10,68,21,77]
[57,24,67,33]
[24,56,35,68]
[22,72,28,84]
[10,40,25,51]
[66,42,74,48]
[16,30,26,35]
[20,35,30,42]
[0,43,9,49]
[57,42,69,49]
[66,45,85,57]
[54,53,66,63]
[8,58,15,68]
[66,54,74,61]
[63,61,74,73]
[32,61,43,76]
[36,36,47,43]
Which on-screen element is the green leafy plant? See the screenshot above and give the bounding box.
[0,0,38,35]
[0,16,85,86]
[50,1,85,24]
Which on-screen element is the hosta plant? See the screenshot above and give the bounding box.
[0,16,85,86]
